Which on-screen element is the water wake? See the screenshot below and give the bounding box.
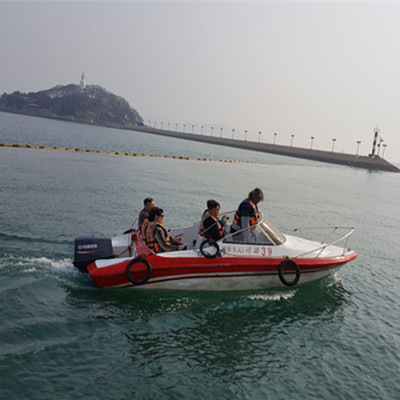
[0,254,77,276]
[247,291,296,301]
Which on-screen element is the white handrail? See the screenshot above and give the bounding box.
[291,226,355,258]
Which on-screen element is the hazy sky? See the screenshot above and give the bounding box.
[1,1,400,162]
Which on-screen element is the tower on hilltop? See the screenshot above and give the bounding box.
[79,72,86,90]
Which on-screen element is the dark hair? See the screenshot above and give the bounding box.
[248,188,264,203]
[143,197,154,205]
[207,199,220,210]
[148,206,163,221]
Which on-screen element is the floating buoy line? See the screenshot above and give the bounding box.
[0,143,328,167]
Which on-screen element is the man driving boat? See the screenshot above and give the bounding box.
[230,188,264,242]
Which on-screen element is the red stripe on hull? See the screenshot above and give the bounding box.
[88,252,357,289]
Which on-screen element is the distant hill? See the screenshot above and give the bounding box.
[0,84,144,128]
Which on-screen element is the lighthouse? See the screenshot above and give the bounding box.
[369,125,380,158]
[79,72,86,91]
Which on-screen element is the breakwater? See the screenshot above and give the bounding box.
[134,126,400,173]
[2,109,397,172]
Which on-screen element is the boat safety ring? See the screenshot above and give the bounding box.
[125,256,152,285]
[278,259,300,287]
[200,240,220,259]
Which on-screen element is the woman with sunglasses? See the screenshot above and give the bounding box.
[149,207,186,253]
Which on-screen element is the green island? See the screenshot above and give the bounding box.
[0,83,144,129]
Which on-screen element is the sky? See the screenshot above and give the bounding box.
[1,1,400,163]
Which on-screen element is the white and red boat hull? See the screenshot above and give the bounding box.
[76,216,357,290]
[87,239,357,290]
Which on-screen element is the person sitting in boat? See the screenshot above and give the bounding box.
[230,188,264,242]
[142,209,156,249]
[200,199,228,242]
[150,207,186,252]
[199,200,213,236]
[141,202,156,243]
[138,197,154,231]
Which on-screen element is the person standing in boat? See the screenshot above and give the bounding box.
[230,188,264,242]
[138,197,154,231]
[200,200,228,242]
[150,207,186,252]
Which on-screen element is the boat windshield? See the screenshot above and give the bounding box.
[257,219,286,245]
[223,216,286,245]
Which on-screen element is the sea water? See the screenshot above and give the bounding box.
[1,111,399,399]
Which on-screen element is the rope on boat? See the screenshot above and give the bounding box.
[0,143,313,167]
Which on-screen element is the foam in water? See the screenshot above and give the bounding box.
[1,254,77,275]
[27,257,74,271]
[248,292,296,301]
[327,274,343,287]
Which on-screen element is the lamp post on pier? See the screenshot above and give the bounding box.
[356,140,361,155]
[258,131,262,143]
[332,138,336,152]
[290,134,295,147]
[273,132,277,145]
[382,143,387,159]
[244,130,248,141]
[310,136,314,149]
[377,137,384,157]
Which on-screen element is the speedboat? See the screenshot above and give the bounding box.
[73,212,357,290]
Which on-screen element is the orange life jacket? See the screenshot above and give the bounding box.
[151,223,172,253]
[145,221,157,252]
[204,215,223,241]
[233,199,259,227]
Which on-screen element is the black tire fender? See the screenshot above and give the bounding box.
[278,258,300,287]
[200,240,220,259]
[125,256,152,285]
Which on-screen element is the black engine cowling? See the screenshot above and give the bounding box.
[73,236,114,272]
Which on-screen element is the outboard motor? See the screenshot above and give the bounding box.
[73,236,114,272]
